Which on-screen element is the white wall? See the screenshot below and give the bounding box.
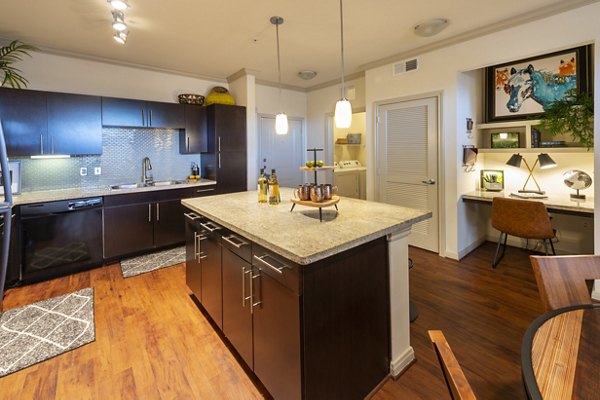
[19,52,224,101]
[365,3,600,259]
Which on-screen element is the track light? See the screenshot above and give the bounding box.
[108,0,129,10]
[113,31,128,44]
[112,11,127,31]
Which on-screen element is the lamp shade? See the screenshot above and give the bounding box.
[275,112,289,135]
[506,153,523,167]
[538,153,557,169]
[335,99,352,128]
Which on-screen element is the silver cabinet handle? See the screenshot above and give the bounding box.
[156,203,160,221]
[218,136,221,152]
[218,153,221,169]
[149,109,153,126]
[186,137,190,152]
[51,136,55,154]
[195,188,215,193]
[222,235,248,249]
[193,231,198,258]
[242,267,252,307]
[250,270,262,313]
[141,108,145,126]
[148,203,151,222]
[184,212,202,221]
[40,134,44,155]
[253,254,289,274]
[421,178,436,185]
[199,221,221,232]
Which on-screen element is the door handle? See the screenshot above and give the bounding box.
[421,179,436,185]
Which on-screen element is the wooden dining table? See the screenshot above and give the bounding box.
[521,304,600,399]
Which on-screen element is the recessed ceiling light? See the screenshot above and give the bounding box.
[113,31,128,44]
[414,18,448,37]
[112,11,127,31]
[298,70,317,80]
[108,0,129,11]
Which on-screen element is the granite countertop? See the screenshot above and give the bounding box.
[462,190,594,214]
[7,179,217,206]
[182,188,431,265]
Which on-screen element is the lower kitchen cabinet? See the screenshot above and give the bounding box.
[184,211,390,400]
[103,202,154,258]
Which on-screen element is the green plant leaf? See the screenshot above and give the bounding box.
[0,40,37,89]
[540,89,594,149]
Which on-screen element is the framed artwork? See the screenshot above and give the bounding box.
[485,45,591,122]
[480,169,504,192]
[491,132,520,148]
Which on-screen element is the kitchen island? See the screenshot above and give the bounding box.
[182,188,430,399]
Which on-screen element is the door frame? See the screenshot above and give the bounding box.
[257,113,306,181]
[374,91,446,257]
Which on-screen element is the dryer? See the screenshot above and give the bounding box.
[333,160,366,199]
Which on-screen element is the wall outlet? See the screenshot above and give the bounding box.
[94,167,101,175]
[80,167,87,176]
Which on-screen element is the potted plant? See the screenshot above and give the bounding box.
[539,89,594,149]
[0,40,37,88]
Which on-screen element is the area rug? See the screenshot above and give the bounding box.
[0,287,95,377]
[120,246,185,278]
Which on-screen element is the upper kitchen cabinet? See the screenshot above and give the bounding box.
[207,104,247,152]
[179,104,207,154]
[101,97,185,129]
[0,87,102,157]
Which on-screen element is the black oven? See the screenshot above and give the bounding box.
[20,198,103,284]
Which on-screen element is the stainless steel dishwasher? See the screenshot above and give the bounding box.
[20,197,103,284]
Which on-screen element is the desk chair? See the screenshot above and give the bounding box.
[428,330,476,400]
[530,255,600,311]
[491,197,555,268]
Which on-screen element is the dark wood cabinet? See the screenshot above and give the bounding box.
[101,97,184,128]
[201,104,247,194]
[185,213,203,298]
[200,225,223,328]
[222,245,253,367]
[104,186,214,260]
[179,104,207,154]
[0,88,102,156]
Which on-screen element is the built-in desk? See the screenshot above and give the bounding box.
[462,190,594,217]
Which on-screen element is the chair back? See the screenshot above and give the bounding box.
[428,330,476,400]
[530,255,600,311]
[491,197,554,239]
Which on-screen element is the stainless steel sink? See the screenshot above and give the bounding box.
[109,180,185,190]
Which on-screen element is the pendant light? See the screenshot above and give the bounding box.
[271,16,288,135]
[334,0,352,129]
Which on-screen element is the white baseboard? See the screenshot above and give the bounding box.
[390,346,415,377]
[457,237,487,260]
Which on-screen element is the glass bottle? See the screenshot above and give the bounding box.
[268,169,280,205]
[258,168,268,203]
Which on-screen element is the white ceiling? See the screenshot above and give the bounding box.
[0,0,594,89]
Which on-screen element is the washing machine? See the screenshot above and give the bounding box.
[333,160,366,199]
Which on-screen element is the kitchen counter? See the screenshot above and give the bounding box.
[182,187,431,382]
[182,187,430,265]
[8,179,216,205]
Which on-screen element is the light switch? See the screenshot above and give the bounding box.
[80,167,87,176]
[94,167,101,175]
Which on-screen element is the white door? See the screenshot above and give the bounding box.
[258,115,303,188]
[378,97,439,252]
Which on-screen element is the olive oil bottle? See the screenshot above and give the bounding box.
[268,169,280,205]
[258,168,268,203]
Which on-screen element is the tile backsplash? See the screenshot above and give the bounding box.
[18,128,200,192]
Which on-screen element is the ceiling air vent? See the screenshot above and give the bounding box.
[393,58,419,76]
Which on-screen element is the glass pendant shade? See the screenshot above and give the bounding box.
[275,112,289,135]
[335,99,352,128]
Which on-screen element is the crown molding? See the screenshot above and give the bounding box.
[227,68,261,82]
[305,71,365,93]
[254,79,306,92]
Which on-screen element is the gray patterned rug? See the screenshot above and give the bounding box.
[0,287,95,377]
[120,246,186,278]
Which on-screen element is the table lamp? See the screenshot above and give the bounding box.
[506,153,557,194]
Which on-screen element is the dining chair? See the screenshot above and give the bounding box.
[530,254,600,311]
[428,330,476,400]
[491,197,555,268]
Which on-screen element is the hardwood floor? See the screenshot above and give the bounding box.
[0,242,543,399]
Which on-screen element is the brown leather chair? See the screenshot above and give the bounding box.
[530,255,600,311]
[491,197,555,268]
[428,330,476,400]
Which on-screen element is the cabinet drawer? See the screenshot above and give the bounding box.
[252,244,300,295]
[221,231,252,263]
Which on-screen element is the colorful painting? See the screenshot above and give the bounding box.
[485,46,591,122]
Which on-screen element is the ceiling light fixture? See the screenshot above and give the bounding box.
[113,30,128,44]
[334,0,352,129]
[112,11,127,31]
[298,70,317,80]
[414,18,448,37]
[108,0,129,11]
[271,16,288,135]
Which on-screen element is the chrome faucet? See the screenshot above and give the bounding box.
[142,157,153,184]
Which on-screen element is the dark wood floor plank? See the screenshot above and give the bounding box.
[0,242,543,399]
